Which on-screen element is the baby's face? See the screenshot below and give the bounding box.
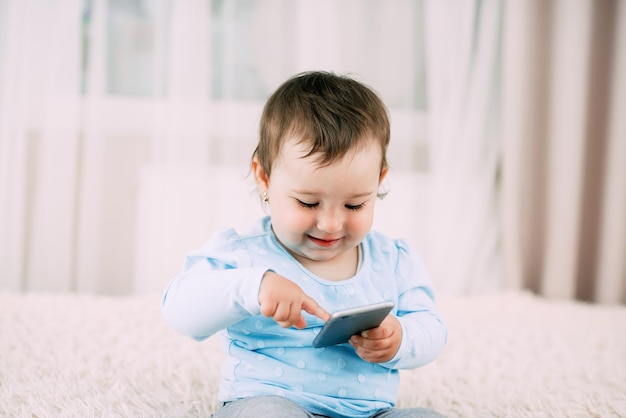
[265,139,385,271]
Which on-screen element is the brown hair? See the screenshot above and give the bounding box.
[252,71,390,178]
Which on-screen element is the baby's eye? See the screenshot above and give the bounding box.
[345,203,365,211]
[297,200,318,209]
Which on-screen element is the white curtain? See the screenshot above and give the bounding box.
[7,0,620,304]
[0,0,82,291]
[502,0,626,304]
[0,0,430,295]
[423,0,504,294]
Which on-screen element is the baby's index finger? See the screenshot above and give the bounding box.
[302,298,330,322]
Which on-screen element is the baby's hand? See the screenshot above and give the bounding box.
[258,271,330,329]
[349,315,402,363]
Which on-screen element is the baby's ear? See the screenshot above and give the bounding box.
[379,166,389,185]
[251,156,270,190]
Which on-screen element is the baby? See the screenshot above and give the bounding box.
[162,71,447,418]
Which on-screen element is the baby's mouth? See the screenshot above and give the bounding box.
[307,235,340,247]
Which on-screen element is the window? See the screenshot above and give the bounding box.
[81,0,428,170]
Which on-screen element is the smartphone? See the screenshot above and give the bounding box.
[312,301,395,348]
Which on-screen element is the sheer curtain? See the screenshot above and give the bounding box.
[6,0,620,303]
[0,0,82,291]
[502,0,626,304]
[423,0,504,294]
[0,0,430,295]
[423,0,626,304]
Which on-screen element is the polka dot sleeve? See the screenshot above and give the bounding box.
[379,239,448,370]
[161,228,270,341]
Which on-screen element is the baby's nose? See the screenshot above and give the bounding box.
[317,208,344,233]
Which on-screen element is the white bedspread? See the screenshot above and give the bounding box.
[1,291,624,417]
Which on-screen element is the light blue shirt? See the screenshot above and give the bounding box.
[162,216,447,418]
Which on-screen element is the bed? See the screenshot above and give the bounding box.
[1,291,624,417]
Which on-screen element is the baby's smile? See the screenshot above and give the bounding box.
[307,235,341,247]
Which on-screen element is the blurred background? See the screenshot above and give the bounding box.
[0,0,624,304]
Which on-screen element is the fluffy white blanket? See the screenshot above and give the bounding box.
[1,291,625,417]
